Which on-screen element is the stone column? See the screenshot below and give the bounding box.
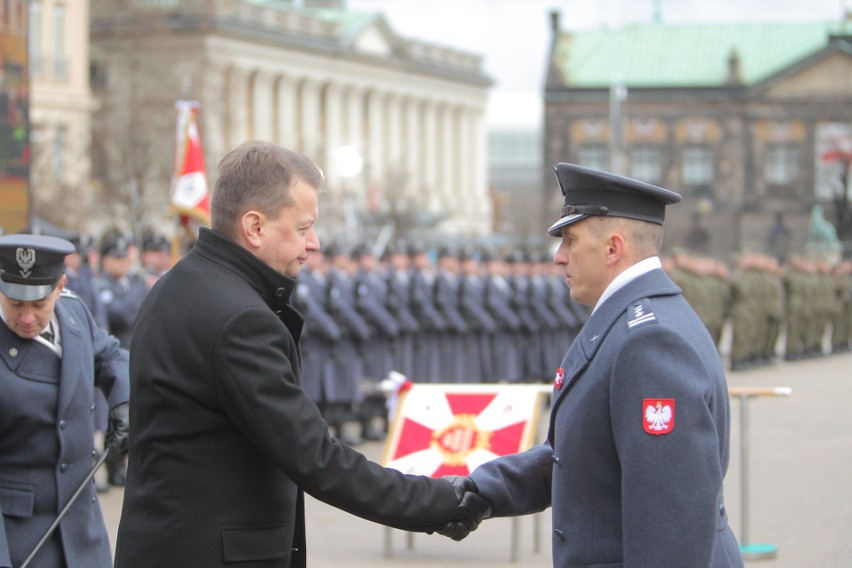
[226,67,250,149]
[251,71,275,143]
[299,78,321,159]
[275,74,299,149]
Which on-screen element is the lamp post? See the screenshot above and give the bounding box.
[334,145,364,241]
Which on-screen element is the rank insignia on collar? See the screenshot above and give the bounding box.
[643,398,675,435]
[553,367,564,389]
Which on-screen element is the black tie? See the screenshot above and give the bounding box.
[39,327,54,344]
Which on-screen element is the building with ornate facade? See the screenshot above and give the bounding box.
[544,11,852,260]
[89,0,492,245]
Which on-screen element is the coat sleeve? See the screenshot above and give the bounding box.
[610,324,722,567]
[89,308,131,408]
[213,306,460,532]
[468,441,554,517]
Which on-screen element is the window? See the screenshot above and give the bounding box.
[682,145,714,185]
[577,145,607,171]
[629,145,662,184]
[28,2,42,77]
[52,3,67,79]
[765,144,798,185]
[52,125,67,180]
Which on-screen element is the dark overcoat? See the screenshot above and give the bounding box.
[114,228,459,568]
[0,291,129,568]
[470,269,743,568]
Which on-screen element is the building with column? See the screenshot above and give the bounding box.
[544,11,852,259]
[89,0,492,245]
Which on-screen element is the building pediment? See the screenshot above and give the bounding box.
[342,13,400,58]
[759,39,852,99]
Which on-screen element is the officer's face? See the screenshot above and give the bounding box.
[0,276,65,339]
[554,219,610,306]
[256,178,320,278]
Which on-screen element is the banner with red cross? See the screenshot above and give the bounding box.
[382,384,549,477]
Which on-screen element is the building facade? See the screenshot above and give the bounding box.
[544,11,852,260]
[28,0,98,233]
[89,0,492,245]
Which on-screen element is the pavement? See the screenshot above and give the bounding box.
[97,350,852,567]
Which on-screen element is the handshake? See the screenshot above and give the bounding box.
[437,476,493,541]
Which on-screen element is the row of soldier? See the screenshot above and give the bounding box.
[665,251,852,371]
[293,242,591,445]
[59,230,852,446]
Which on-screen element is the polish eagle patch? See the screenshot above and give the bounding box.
[643,398,675,435]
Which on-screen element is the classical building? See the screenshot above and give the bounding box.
[28,0,98,232]
[544,11,852,259]
[89,0,492,245]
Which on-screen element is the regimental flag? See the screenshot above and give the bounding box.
[171,100,210,229]
[382,384,548,478]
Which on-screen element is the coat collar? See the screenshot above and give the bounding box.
[192,228,296,312]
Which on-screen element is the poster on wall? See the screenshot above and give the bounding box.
[0,2,30,234]
[382,383,549,477]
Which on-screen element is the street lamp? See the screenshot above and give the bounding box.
[334,145,363,241]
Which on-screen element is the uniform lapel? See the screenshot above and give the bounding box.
[548,269,680,429]
[55,300,87,417]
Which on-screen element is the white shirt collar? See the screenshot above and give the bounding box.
[592,256,661,314]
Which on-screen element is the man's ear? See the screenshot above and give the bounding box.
[240,210,265,249]
[606,232,626,264]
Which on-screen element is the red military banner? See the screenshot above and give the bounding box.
[382,384,549,477]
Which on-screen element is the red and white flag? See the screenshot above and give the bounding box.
[383,384,546,478]
[171,100,210,229]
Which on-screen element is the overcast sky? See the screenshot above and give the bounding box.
[348,0,851,93]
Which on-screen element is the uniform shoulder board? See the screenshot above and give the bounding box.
[60,288,80,300]
[626,299,657,330]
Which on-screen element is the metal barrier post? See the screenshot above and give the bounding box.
[729,386,792,561]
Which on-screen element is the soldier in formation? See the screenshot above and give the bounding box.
[294,242,589,442]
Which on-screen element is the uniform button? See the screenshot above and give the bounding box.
[275,287,286,297]
[552,454,561,465]
[59,420,67,430]
[720,504,726,516]
[92,450,97,457]
[59,463,68,473]
[554,528,565,540]
[90,404,96,412]
[92,497,97,503]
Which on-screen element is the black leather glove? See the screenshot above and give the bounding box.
[437,475,492,541]
[105,402,130,456]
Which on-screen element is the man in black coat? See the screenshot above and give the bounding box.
[114,142,489,568]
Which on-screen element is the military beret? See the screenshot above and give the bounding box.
[547,163,682,237]
[0,234,74,301]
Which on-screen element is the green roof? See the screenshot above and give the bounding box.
[552,20,851,88]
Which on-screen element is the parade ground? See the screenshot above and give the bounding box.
[98,350,852,567]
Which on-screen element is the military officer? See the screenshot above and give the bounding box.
[384,241,418,377]
[351,244,399,440]
[292,249,341,420]
[409,243,445,382]
[96,233,148,350]
[458,248,497,382]
[460,163,743,567]
[325,245,371,445]
[435,246,469,382]
[0,234,130,568]
[483,249,523,382]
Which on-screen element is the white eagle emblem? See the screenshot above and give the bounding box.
[15,248,36,277]
[644,400,674,435]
